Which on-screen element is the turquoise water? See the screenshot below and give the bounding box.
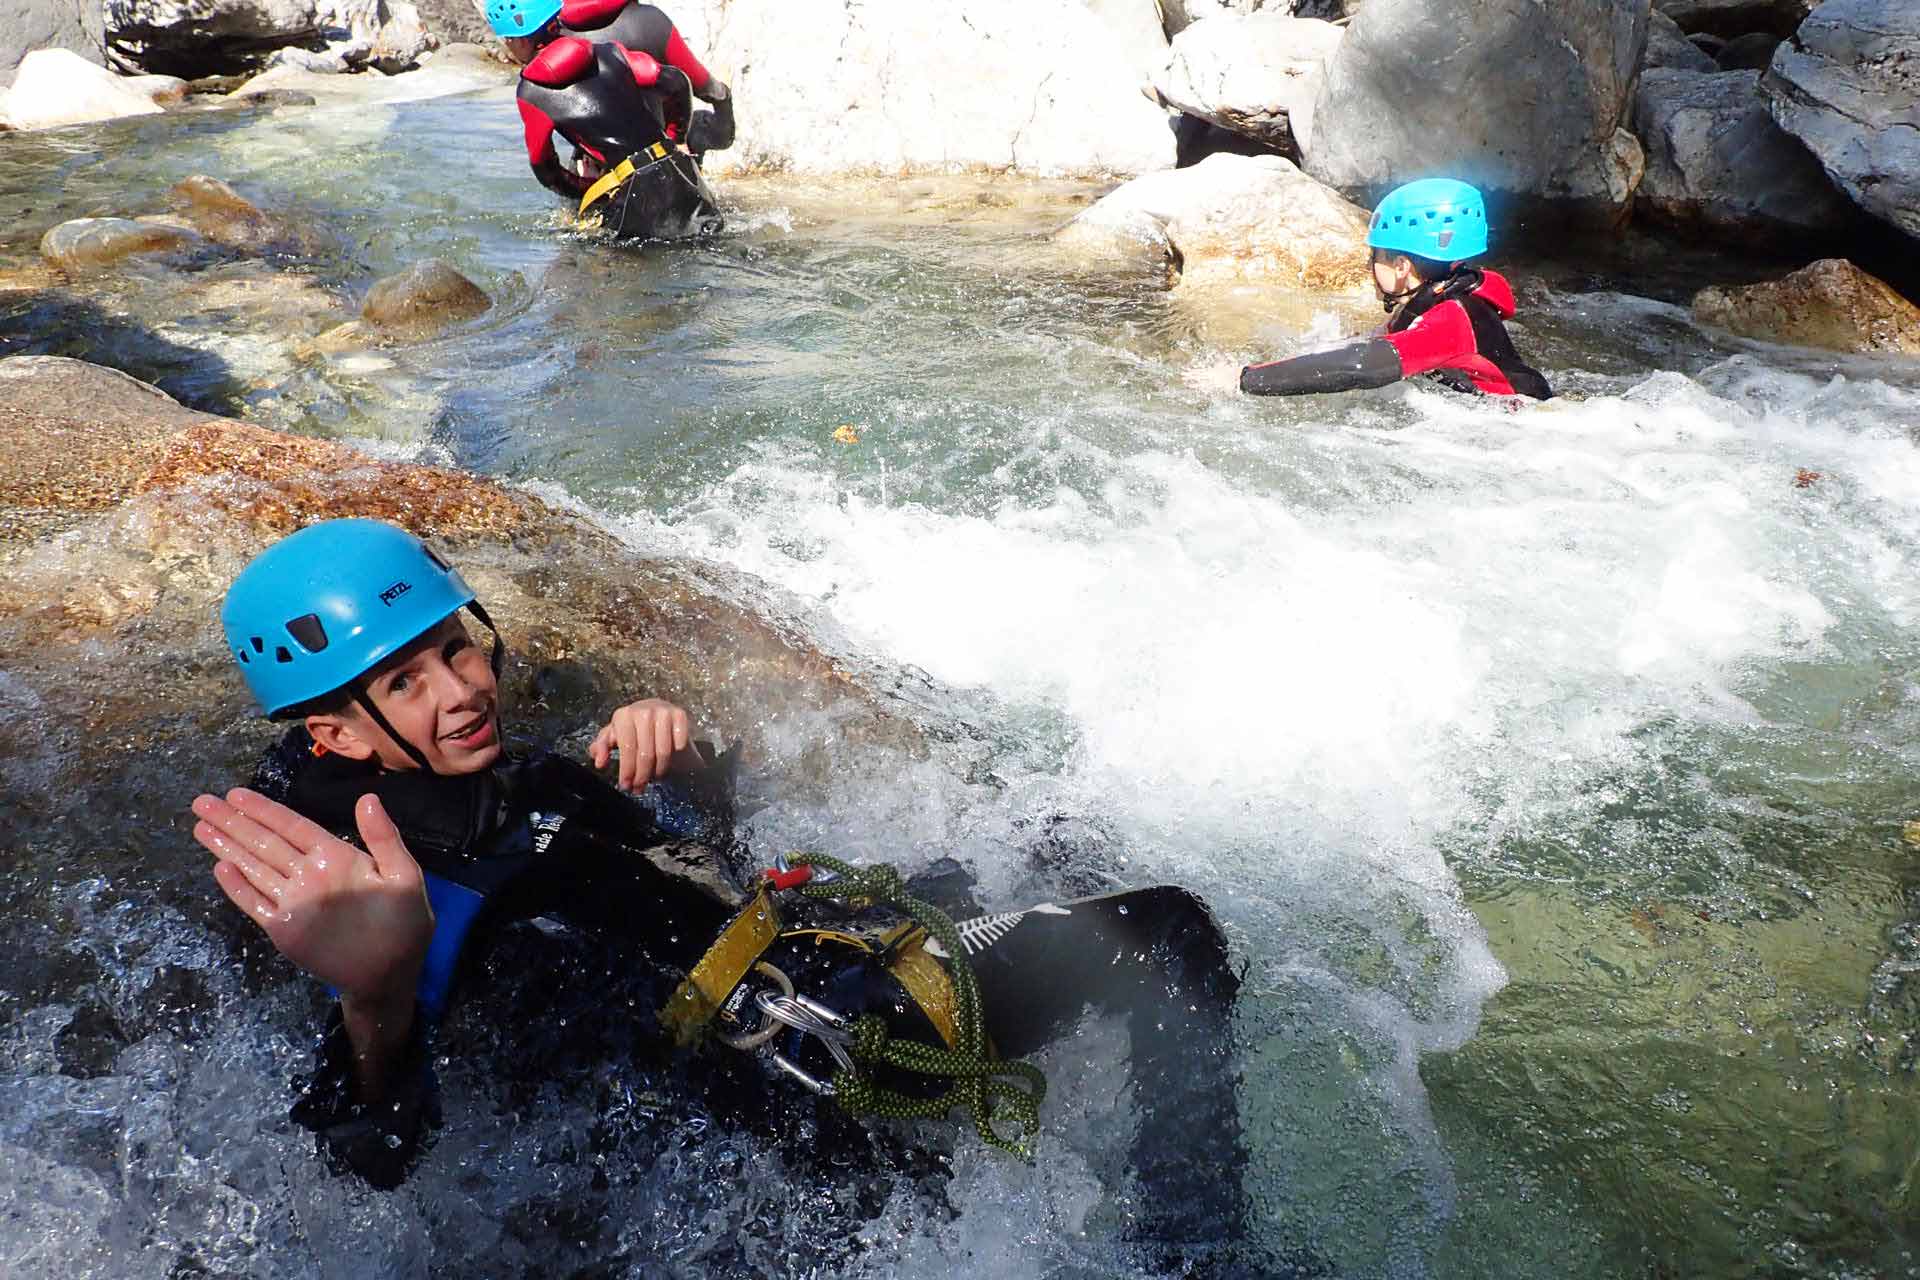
[3,85,1920,1277]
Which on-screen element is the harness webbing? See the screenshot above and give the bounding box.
[787,853,1047,1158]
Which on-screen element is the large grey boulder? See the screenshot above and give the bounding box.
[1051,151,1373,290]
[1646,8,1719,69]
[1083,0,1170,79]
[2,0,107,90]
[1304,0,1651,224]
[1762,0,1920,243]
[667,0,1173,176]
[1151,12,1344,156]
[1654,0,1813,38]
[1161,0,1290,36]
[1632,68,1849,244]
[105,0,320,76]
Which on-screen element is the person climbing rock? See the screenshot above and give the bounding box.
[487,0,734,238]
[186,518,1253,1262]
[1190,178,1552,400]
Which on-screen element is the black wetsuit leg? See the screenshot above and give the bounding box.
[969,887,1248,1254]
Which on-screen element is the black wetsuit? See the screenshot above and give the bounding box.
[1240,267,1552,400]
[514,2,731,238]
[254,728,1246,1251]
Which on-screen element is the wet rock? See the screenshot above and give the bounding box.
[670,0,1173,177]
[1150,12,1344,158]
[3,1,108,91]
[1305,0,1648,226]
[368,0,435,72]
[169,174,327,256]
[1714,30,1780,69]
[1654,0,1813,39]
[360,259,491,336]
[1053,152,1371,291]
[1762,0,1920,244]
[105,0,320,78]
[1052,206,1178,284]
[1631,69,1850,246]
[1691,258,1920,354]
[1645,9,1720,71]
[0,355,926,770]
[124,71,190,103]
[2,47,166,130]
[39,217,203,270]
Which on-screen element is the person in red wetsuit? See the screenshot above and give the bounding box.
[1200,178,1552,401]
[485,0,733,237]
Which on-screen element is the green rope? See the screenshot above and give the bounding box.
[786,852,1047,1157]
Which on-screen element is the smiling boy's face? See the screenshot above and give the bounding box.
[305,615,503,775]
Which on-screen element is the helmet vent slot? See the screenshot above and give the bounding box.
[275,646,293,664]
[251,636,265,653]
[286,614,330,653]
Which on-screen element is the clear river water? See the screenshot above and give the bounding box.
[3,84,1919,1279]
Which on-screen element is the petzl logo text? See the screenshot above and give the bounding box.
[379,580,412,606]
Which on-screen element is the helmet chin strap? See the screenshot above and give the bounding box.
[352,606,509,778]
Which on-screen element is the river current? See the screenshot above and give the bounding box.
[3,87,1920,1278]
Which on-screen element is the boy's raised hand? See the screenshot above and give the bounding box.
[589,697,704,791]
[191,788,433,1008]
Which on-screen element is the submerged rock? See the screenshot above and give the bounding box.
[169,174,329,256]
[39,217,202,270]
[1691,258,1920,354]
[1631,69,1850,246]
[1151,12,1344,158]
[360,259,491,335]
[1762,0,1920,244]
[1053,152,1371,290]
[3,47,166,129]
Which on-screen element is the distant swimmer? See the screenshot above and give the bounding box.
[1191,178,1553,401]
[487,0,734,239]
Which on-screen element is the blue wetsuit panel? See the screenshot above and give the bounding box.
[418,873,488,1018]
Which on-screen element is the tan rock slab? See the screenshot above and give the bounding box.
[1691,259,1920,355]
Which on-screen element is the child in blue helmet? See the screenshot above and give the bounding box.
[186,519,1252,1258]
[1195,179,1552,400]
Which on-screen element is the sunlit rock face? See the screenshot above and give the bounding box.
[0,355,924,772]
[1690,258,1920,354]
[1051,152,1372,291]
[1304,0,1652,226]
[2,48,169,131]
[665,0,1176,177]
[1150,11,1344,158]
[1762,0,1920,245]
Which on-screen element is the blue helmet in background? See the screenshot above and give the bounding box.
[485,0,562,38]
[222,519,479,719]
[1367,179,1489,262]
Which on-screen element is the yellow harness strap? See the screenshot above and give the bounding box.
[661,883,781,1045]
[576,141,670,218]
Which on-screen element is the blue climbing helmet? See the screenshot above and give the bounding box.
[485,0,562,38]
[222,518,484,719]
[1367,179,1489,263]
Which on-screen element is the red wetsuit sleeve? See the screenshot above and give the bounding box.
[1383,300,1515,395]
[663,26,711,94]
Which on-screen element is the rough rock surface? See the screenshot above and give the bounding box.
[1052,152,1372,290]
[1151,13,1344,157]
[1,47,167,129]
[412,0,494,46]
[1646,8,1720,69]
[667,0,1174,176]
[2,0,107,90]
[361,259,491,334]
[1714,30,1780,68]
[1654,0,1813,38]
[0,354,921,769]
[1762,0,1920,243]
[1305,0,1651,224]
[1691,258,1920,354]
[228,41,507,102]
[1631,68,1850,244]
[40,217,203,270]
[1082,0,1171,78]
[1161,0,1289,36]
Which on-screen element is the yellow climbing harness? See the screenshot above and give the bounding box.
[660,854,1047,1156]
[576,140,672,219]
